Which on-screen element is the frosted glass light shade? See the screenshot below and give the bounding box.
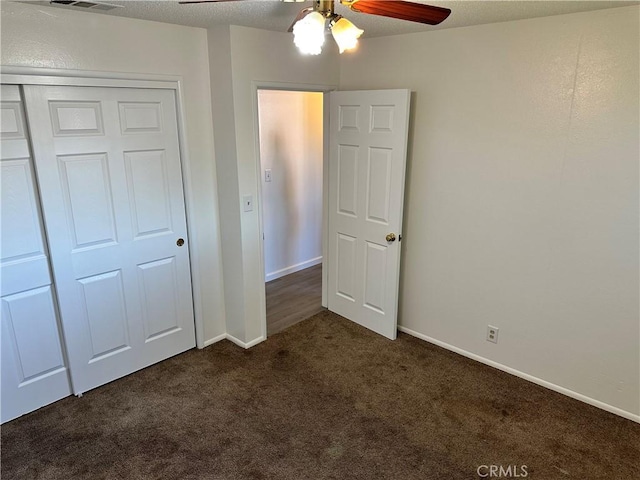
[331,17,363,54]
[293,11,326,55]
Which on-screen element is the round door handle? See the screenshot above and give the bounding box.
[177,238,185,247]
[386,233,396,243]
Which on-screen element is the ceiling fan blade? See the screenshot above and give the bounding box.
[287,6,314,32]
[179,1,245,4]
[343,0,451,25]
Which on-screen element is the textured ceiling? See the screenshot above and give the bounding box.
[28,0,640,37]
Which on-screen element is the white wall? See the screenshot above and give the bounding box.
[258,90,323,281]
[208,25,339,345]
[339,6,640,419]
[207,25,245,343]
[0,1,227,346]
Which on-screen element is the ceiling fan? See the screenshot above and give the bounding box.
[179,0,451,54]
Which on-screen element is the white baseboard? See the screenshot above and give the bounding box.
[397,326,640,424]
[202,333,227,348]
[202,332,266,350]
[265,256,322,282]
[225,333,266,349]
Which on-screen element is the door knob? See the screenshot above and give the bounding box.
[177,238,185,247]
[385,233,396,243]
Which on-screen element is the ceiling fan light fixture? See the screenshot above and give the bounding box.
[292,11,326,55]
[330,16,364,54]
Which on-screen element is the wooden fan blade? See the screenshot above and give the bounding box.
[287,6,314,32]
[343,0,451,25]
[179,1,245,4]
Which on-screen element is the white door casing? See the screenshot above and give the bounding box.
[327,89,411,340]
[0,84,72,423]
[23,85,195,394]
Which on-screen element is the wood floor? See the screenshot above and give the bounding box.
[266,264,324,335]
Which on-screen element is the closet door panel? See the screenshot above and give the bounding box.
[2,286,65,380]
[24,85,195,394]
[1,85,71,424]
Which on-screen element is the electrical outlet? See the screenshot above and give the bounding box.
[487,325,499,344]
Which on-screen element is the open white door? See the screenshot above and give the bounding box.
[327,89,411,340]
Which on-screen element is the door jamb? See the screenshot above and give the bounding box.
[0,66,208,349]
[250,80,336,340]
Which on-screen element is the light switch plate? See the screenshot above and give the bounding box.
[243,195,253,212]
[265,169,272,182]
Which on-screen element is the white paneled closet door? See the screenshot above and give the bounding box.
[23,85,196,395]
[1,85,72,423]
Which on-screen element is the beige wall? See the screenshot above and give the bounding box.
[208,25,339,344]
[258,90,324,281]
[1,1,227,345]
[340,6,639,418]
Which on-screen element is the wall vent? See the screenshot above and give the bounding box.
[50,0,123,11]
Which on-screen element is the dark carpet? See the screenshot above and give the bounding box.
[2,311,639,479]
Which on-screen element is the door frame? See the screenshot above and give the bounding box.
[251,81,336,339]
[0,66,206,348]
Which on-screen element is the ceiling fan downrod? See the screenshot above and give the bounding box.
[314,0,335,18]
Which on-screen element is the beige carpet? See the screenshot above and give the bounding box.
[2,310,639,479]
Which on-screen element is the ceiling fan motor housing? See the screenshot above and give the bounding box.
[315,0,335,17]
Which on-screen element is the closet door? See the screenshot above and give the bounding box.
[23,85,195,394]
[1,85,72,423]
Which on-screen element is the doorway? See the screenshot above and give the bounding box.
[256,89,325,335]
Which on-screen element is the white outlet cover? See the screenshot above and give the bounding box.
[487,325,499,344]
